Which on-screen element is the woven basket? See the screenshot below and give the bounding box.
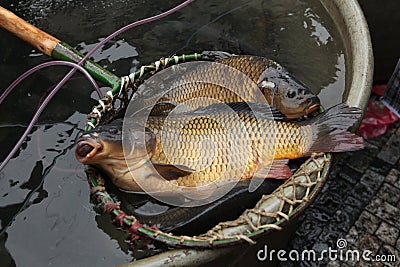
[84,52,332,249]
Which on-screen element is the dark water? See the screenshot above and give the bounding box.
[0,0,345,266]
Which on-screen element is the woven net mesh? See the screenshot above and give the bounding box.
[83,53,331,248]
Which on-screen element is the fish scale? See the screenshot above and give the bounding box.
[145,110,306,187]
[218,56,280,82]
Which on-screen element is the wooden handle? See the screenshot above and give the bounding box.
[0,6,60,56]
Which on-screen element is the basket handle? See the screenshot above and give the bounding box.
[0,6,121,89]
[0,6,60,56]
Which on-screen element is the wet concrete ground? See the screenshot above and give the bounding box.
[281,118,400,266]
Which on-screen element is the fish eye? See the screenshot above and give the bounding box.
[286,90,297,99]
[108,127,118,134]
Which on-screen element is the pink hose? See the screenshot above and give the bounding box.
[0,0,195,171]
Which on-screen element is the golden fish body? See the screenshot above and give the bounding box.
[144,104,307,188]
[76,103,363,193]
[137,56,320,119]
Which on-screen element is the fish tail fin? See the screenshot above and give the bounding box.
[306,103,365,153]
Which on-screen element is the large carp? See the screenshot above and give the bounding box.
[75,103,364,193]
[135,55,320,119]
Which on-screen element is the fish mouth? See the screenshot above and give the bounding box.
[305,97,321,114]
[75,135,103,163]
[283,97,320,119]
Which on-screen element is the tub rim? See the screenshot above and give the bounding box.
[126,0,373,266]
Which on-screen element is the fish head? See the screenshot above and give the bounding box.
[75,122,125,165]
[75,120,155,165]
[75,119,156,166]
[75,120,157,192]
[258,67,320,118]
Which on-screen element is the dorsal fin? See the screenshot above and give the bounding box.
[200,50,234,61]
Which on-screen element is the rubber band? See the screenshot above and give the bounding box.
[120,76,126,90]
[121,76,130,92]
[125,76,130,88]
[106,90,114,99]
[155,61,161,71]
[92,107,102,118]
[87,121,96,129]
[99,100,106,111]
[128,73,135,84]
[140,66,146,77]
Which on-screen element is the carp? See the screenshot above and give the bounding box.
[75,103,364,194]
[135,55,320,119]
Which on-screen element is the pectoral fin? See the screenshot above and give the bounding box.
[253,159,292,179]
[153,163,195,180]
